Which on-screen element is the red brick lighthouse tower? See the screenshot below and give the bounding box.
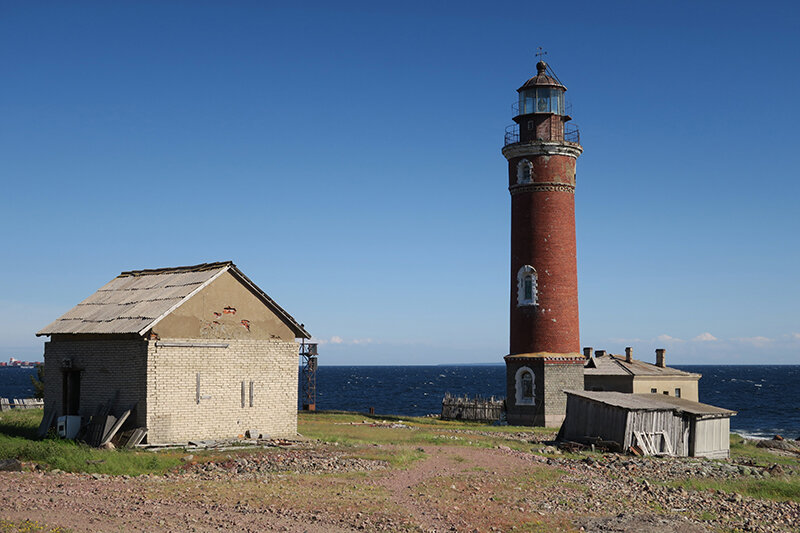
[503,60,585,426]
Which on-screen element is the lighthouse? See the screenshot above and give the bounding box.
[502,60,585,427]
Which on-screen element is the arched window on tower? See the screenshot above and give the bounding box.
[516,159,533,184]
[514,366,535,405]
[517,265,538,307]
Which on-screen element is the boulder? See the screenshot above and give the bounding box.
[0,459,23,471]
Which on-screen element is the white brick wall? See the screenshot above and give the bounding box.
[145,338,299,443]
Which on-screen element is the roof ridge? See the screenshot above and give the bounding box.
[609,354,634,375]
[118,261,233,277]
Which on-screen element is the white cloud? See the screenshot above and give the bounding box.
[692,332,718,342]
[315,335,373,346]
[733,336,772,345]
[656,334,684,343]
[790,333,800,341]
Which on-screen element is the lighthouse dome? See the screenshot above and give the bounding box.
[518,61,566,91]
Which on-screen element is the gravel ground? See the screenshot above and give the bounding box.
[1,441,798,532]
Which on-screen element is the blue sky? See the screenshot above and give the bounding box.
[2,1,799,365]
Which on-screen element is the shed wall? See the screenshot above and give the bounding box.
[561,396,628,444]
[145,338,298,443]
[624,409,688,456]
[43,338,148,425]
[693,417,730,459]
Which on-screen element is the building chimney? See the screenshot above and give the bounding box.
[583,347,593,359]
[655,348,666,368]
[625,347,633,363]
[595,350,606,358]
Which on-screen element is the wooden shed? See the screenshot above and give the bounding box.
[561,390,735,458]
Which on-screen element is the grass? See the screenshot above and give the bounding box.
[0,409,180,476]
[730,433,800,466]
[297,410,556,452]
[0,519,69,533]
[670,476,800,503]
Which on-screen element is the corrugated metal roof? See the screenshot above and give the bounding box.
[584,353,700,377]
[37,261,310,339]
[564,390,735,416]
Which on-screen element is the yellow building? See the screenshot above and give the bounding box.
[583,348,701,402]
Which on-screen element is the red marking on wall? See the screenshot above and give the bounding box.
[240,319,250,332]
[223,307,236,315]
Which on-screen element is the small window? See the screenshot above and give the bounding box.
[663,391,669,395]
[514,366,535,406]
[527,120,534,131]
[674,388,681,398]
[517,265,538,307]
[516,159,533,184]
[650,388,657,394]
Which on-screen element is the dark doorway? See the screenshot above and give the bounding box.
[62,370,81,415]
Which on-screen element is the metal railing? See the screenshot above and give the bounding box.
[503,123,580,146]
[565,123,580,144]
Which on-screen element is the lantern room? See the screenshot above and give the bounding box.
[508,61,578,145]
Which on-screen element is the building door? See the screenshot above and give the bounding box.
[62,370,81,415]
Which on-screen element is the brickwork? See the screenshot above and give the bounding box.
[145,338,298,443]
[505,356,583,426]
[43,337,148,426]
[505,358,544,425]
[542,362,583,426]
[509,188,579,354]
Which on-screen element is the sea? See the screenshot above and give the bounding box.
[2,364,797,439]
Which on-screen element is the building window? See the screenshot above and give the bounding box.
[663,391,669,395]
[514,366,535,405]
[674,388,681,398]
[517,266,538,307]
[651,388,657,394]
[516,159,533,184]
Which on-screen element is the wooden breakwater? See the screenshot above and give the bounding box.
[0,398,44,411]
[441,393,505,422]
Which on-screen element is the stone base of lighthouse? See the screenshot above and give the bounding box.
[504,353,584,427]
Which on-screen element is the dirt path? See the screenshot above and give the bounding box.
[2,443,797,532]
[375,445,531,532]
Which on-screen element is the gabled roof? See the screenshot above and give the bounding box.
[37,261,310,339]
[584,353,700,378]
[564,390,735,417]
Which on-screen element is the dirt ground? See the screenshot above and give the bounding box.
[4,441,783,533]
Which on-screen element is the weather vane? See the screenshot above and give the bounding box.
[535,47,548,62]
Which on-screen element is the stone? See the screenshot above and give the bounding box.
[0,458,22,471]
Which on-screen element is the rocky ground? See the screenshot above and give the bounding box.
[1,433,798,532]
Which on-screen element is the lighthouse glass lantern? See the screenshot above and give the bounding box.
[518,87,565,115]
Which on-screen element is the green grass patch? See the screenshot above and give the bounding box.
[341,445,426,468]
[298,411,555,452]
[0,519,69,532]
[730,434,800,466]
[670,476,800,503]
[0,409,180,476]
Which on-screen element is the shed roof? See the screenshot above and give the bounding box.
[37,261,310,339]
[584,353,700,378]
[564,390,736,417]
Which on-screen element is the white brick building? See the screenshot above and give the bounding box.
[37,262,310,444]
